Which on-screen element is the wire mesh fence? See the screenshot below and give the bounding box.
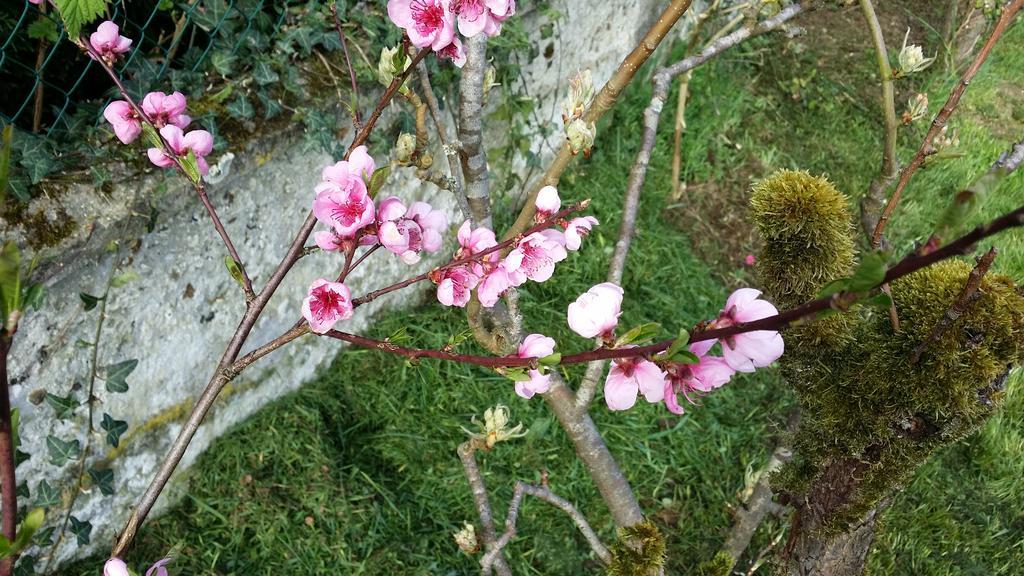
[1,0,289,137]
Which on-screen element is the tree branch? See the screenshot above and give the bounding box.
[330,1,361,126]
[458,34,491,227]
[481,480,612,571]
[417,60,470,217]
[870,0,1024,248]
[458,442,512,576]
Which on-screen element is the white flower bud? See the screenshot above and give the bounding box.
[378,46,411,87]
[395,132,416,164]
[462,404,526,449]
[453,523,479,554]
[902,93,929,125]
[896,29,935,77]
[561,69,594,124]
[565,118,596,156]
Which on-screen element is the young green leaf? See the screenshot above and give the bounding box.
[614,322,661,347]
[500,368,533,382]
[223,256,246,288]
[847,251,888,292]
[180,150,202,184]
[103,359,138,393]
[656,328,690,361]
[538,352,561,366]
[54,0,107,39]
[367,165,391,197]
[0,241,22,326]
[46,435,81,467]
[11,508,45,554]
[27,17,60,42]
[100,413,128,448]
[22,283,45,310]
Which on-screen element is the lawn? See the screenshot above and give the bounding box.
[66,8,1024,576]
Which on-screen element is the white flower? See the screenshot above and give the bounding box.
[896,29,935,77]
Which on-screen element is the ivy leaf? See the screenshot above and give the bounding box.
[13,555,36,576]
[27,17,60,42]
[46,435,80,467]
[0,241,22,327]
[44,392,78,420]
[101,413,128,448]
[614,322,661,347]
[33,526,55,547]
[54,0,108,39]
[33,480,60,508]
[68,516,92,546]
[252,59,279,85]
[210,51,238,75]
[88,468,115,496]
[257,91,282,119]
[226,95,255,120]
[103,359,138,393]
[79,292,102,311]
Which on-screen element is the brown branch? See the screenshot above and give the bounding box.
[416,60,468,215]
[500,0,696,242]
[110,48,431,558]
[330,1,362,126]
[31,2,48,134]
[858,0,899,241]
[870,0,1024,248]
[458,441,512,576]
[909,247,997,364]
[0,335,16,576]
[481,480,612,571]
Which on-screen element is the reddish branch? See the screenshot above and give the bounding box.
[0,336,16,576]
[870,0,1024,248]
[909,247,997,364]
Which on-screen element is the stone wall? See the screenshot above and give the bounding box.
[5,0,677,567]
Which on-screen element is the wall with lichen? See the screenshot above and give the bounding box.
[0,0,706,568]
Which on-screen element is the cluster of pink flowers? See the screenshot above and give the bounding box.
[386,0,515,67]
[105,557,171,576]
[558,284,784,411]
[94,22,215,176]
[435,186,598,309]
[302,146,451,333]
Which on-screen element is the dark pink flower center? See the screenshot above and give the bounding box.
[332,191,368,226]
[309,285,346,321]
[412,0,446,34]
[450,0,484,17]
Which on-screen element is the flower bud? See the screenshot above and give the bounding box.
[561,69,594,123]
[902,93,929,125]
[565,118,596,156]
[895,30,934,77]
[453,523,479,554]
[461,405,526,449]
[934,125,959,152]
[395,132,416,163]
[378,45,411,87]
[483,65,499,98]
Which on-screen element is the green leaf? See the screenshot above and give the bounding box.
[180,150,201,184]
[11,508,45,553]
[110,270,139,288]
[656,328,691,361]
[538,352,561,366]
[366,165,391,197]
[46,435,81,467]
[13,555,36,576]
[104,359,138,393]
[79,292,102,311]
[68,516,91,546]
[615,322,661,347]
[141,123,163,150]
[44,392,78,420]
[0,241,22,327]
[88,468,115,496]
[500,368,533,382]
[208,84,234,104]
[101,413,128,448]
[27,17,60,42]
[33,526,55,547]
[257,91,282,119]
[54,0,107,39]
[252,59,279,85]
[863,292,893,309]
[671,350,701,365]
[226,96,255,120]
[33,480,60,508]
[847,251,888,292]
[210,51,238,75]
[223,256,246,289]
[22,283,45,311]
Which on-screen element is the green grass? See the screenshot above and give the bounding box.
[65,11,1024,576]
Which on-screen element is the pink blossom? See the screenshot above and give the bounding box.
[314,231,346,252]
[450,0,515,37]
[504,229,567,285]
[514,333,556,399]
[604,355,666,411]
[437,266,480,307]
[564,216,598,251]
[105,559,130,576]
[302,279,354,334]
[744,253,756,266]
[103,101,141,144]
[477,264,512,308]
[662,341,735,415]
[89,21,132,62]
[29,0,44,5]
[387,0,456,51]
[437,36,467,67]
[534,185,560,219]
[141,91,190,129]
[323,145,376,183]
[145,558,173,576]
[376,197,448,264]
[456,220,499,275]
[567,282,623,339]
[313,173,375,239]
[146,125,214,175]
[712,288,784,372]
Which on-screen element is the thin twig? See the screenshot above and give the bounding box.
[870,0,1024,248]
[458,441,512,576]
[482,480,612,570]
[418,60,469,217]
[0,338,17,576]
[330,1,361,126]
[909,247,997,364]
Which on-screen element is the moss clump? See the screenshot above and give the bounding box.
[750,170,856,309]
[694,551,734,576]
[606,521,666,576]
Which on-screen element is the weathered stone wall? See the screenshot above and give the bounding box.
[5,0,677,567]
